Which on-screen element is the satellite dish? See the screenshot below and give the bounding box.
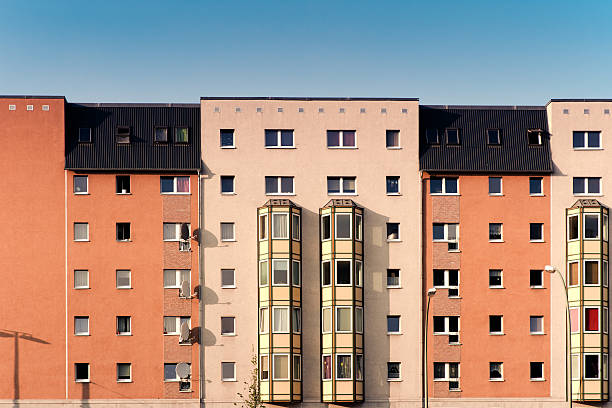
[176,362,191,379]
[180,281,191,298]
[179,322,190,342]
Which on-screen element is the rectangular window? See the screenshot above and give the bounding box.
[489,177,502,195]
[259,261,268,286]
[530,177,543,195]
[568,215,579,240]
[337,355,352,380]
[272,259,289,285]
[446,128,460,145]
[336,214,352,239]
[571,354,580,379]
[604,308,609,334]
[154,127,168,143]
[163,269,190,288]
[433,362,459,381]
[322,355,332,380]
[573,131,601,149]
[116,175,130,194]
[433,269,460,296]
[222,362,236,381]
[530,223,544,241]
[322,261,331,287]
[221,269,235,288]
[321,215,331,240]
[322,307,332,333]
[387,315,401,334]
[78,128,91,143]
[570,308,580,333]
[489,269,503,288]
[433,316,459,336]
[530,362,544,380]
[530,270,543,288]
[489,362,503,380]
[355,307,363,333]
[336,307,352,332]
[327,176,356,194]
[74,270,89,289]
[327,130,356,148]
[292,308,301,333]
[386,130,400,148]
[387,362,401,380]
[265,129,294,147]
[75,363,90,382]
[584,260,599,285]
[117,363,131,382]
[527,129,542,145]
[387,223,400,241]
[604,354,609,380]
[265,176,294,195]
[74,316,89,335]
[221,316,236,335]
[489,223,503,241]
[487,129,501,145]
[259,308,269,333]
[355,261,362,287]
[116,223,131,241]
[292,214,300,240]
[272,213,289,239]
[356,355,364,380]
[220,129,235,148]
[160,176,190,194]
[426,128,439,144]
[175,127,189,143]
[430,177,458,195]
[433,223,459,250]
[164,363,178,381]
[585,307,599,332]
[335,260,351,285]
[292,260,301,286]
[355,214,362,241]
[74,223,89,241]
[74,175,88,194]
[489,315,503,334]
[293,355,301,380]
[386,176,400,194]
[260,355,269,380]
[273,307,289,333]
[568,261,580,287]
[116,316,131,335]
[116,126,130,144]
[530,316,544,334]
[573,177,601,195]
[163,316,191,335]
[116,270,131,289]
[220,223,235,241]
[163,223,190,241]
[387,269,400,287]
[584,214,600,239]
[585,354,600,379]
[220,176,235,194]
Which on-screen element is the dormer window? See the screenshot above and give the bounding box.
[446,129,460,145]
[175,127,189,143]
[116,126,130,144]
[527,129,543,145]
[487,129,501,145]
[426,129,439,144]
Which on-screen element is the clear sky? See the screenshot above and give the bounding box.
[1,0,611,105]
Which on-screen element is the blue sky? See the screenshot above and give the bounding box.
[1,0,611,104]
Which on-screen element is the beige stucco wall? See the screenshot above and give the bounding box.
[548,101,612,406]
[201,99,421,406]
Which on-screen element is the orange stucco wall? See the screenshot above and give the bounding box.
[425,173,551,398]
[0,98,67,399]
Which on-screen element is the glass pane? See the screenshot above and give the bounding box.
[74,176,87,193]
[273,308,288,332]
[490,363,502,379]
[260,355,269,380]
[342,131,356,147]
[272,214,289,239]
[265,177,277,194]
[336,260,351,285]
[569,262,579,286]
[75,270,88,288]
[322,262,331,286]
[280,130,293,146]
[489,177,502,194]
[448,270,459,286]
[588,132,600,148]
[449,363,459,378]
[322,215,331,240]
[573,177,585,194]
[118,364,130,379]
[164,364,176,380]
[530,270,542,287]
[265,130,278,147]
[355,308,363,332]
[343,177,356,193]
[337,308,351,331]
[327,131,340,147]
[573,131,584,148]
[175,127,188,143]
[449,317,459,332]
[292,261,300,286]
[447,224,457,241]
[433,224,445,240]
[336,214,351,239]
[356,355,363,380]
[292,214,300,240]
[489,270,502,287]
[116,270,130,288]
[220,130,234,146]
[355,215,362,240]
[488,129,500,144]
[74,223,88,240]
[337,355,351,379]
[272,260,288,285]
[585,355,599,379]
[387,223,399,240]
[433,317,445,333]
[327,178,340,194]
[387,316,400,332]
[323,356,332,379]
[585,308,599,331]
[163,223,176,240]
[585,215,599,238]
[570,308,579,332]
[585,261,599,285]
[569,216,579,240]
[221,269,234,287]
[176,177,189,193]
[530,223,542,240]
[293,355,301,380]
[163,270,176,287]
[280,177,293,193]
[426,128,438,144]
[221,176,234,193]
[222,362,235,380]
[387,362,400,379]
[445,178,458,194]
[221,223,234,241]
[78,128,91,142]
[433,363,445,379]
[322,308,331,332]
[489,224,502,240]
[530,317,543,333]
[386,130,399,147]
[160,177,174,193]
[588,178,600,194]
[430,178,443,194]
[292,308,301,332]
[387,177,399,194]
[387,269,400,286]
[530,178,542,195]
[221,317,234,334]
[355,262,362,286]
[571,355,580,379]
[164,316,177,333]
[447,129,459,144]
[259,215,267,240]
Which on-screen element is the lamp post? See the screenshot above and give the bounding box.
[545,265,572,408]
[424,287,436,408]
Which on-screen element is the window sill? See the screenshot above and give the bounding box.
[387,332,402,335]
[489,194,504,197]
[74,193,90,195]
[117,240,132,243]
[179,389,194,393]
[222,379,237,382]
[530,286,545,289]
[221,333,237,337]
[221,239,236,242]
[221,192,236,195]
[430,193,460,196]
[222,285,237,289]
[327,147,358,149]
[117,333,132,336]
[489,379,505,382]
[75,334,90,336]
[386,147,402,150]
[489,240,504,243]
[164,333,179,336]
[530,332,546,335]
[117,287,132,290]
[75,287,90,290]
[574,193,603,197]
[573,147,603,151]
[266,193,296,196]
[116,193,132,195]
[161,192,191,195]
[530,194,545,197]
[449,388,462,392]
[490,333,505,336]
[265,146,296,149]
[530,378,546,382]
[220,146,236,149]
[117,380,133,383]
[75,380,91,383]
[328,193,358,196]
[386,193,401,196]
[387,378,402,382]
[489,286,505,289]
[529,240,545,243]
[448,249,461,253]
[387,239,402,243]
[387,285,402,289]
[74,240,90,242]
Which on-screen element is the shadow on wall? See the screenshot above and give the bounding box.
[202,229,220,248]
[0,329,50,408]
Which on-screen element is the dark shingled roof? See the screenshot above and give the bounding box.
[419,106,552,173]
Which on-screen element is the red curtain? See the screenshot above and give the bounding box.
[586,308,599,331]
[177,177,190,193]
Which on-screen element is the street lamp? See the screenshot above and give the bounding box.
[424,287,436,408]
[545,265,572,408]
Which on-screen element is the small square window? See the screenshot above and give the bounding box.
[530,223,543,241]
[387,362,401,380]
[221,269,235,288]
[527,129,542,145]
[530,316,544,334]
[42,105,49,111]
[26,105,33,111]
[298,107,304,113]
[318,108,324,113]
[74,316,89,335]
[221,176,235,194]
[584,109,590,114]
[563,109,569,115]
[8,104,16,111]
[175,127,189,143]
[529,177,543,195]
[386,176,400,194]
[605,109,610,115]
[446,129,460,145]
[530,270,543,288]
[489,315,503,334]
[116,175,130,194]
[277,107,283,113]
[489,223,503,241]
[339,108,345,113]
[116,270,131,289]
[220,129,235,148]
[386,130,400,148]
[387,269,400,288]
[74,270,89,289]
[214,107,220,113]
[116,316,131,335]
[387,223,400,241]
[487,129,501,145]
[256,107,263,113]
[489,177,502,195]
[74,223,89,241]
[78,128,92,143]
[387,315,401,334]
[402,108,408,113]
[220,223,235,241]
[116,223,131,241]
[117,363,131,382]
[490,362,503,380]
[426,128,439,144]
[235,107,241,113]
[75,363,90,382]
[381,108,387,113]
[489,270,503,288]
[360,108,366,113]
[154,127,168,143]
[74,175,88,194]
[222,362,236,381]
[221,317,235,335]
[116,126,130,144]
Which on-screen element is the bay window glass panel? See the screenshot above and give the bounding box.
[585,215,599,239]
[570,308,580,333]
[322,261,331,286]
[273,308,289,333]
[336,260,351,285]
[569,262,579,286]
[568,215,579,240]
[321,215,331,240]
[259,215,267,240]
[322,356,332,379]
[585,354,600,379]
[260,355,269,380]
[259,261,268,285]
[355,261,362,286]
[273,355,289,379]
[585,261,599,285]
[355,307,363,333]
[355,215,362,240]
[292,261,300,286]
[292,308,301,333]
[293,355,301,380]
[272,214,289,238]
[259,308,268,333]
[291,214,300,240]
[585,308,599,331]
[571,355,580,379]
[322,308,332,333]
[356,355,364,380]
[337,355,352,379]
[336,214,351,239]
[272,260,289,285]
[337,307,352,332]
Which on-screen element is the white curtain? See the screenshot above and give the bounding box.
[273,214,288,238]
[273,308,289,332]
[164,316,177,334]
[75,270,88,288]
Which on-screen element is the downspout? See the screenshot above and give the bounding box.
[198,168,204,407]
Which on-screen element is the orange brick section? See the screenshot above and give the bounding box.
[432,195,460,223]
[163,195,192,221]
[164,242,193,269]
[432,243,460,269]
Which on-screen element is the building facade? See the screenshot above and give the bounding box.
[1,95,611,407]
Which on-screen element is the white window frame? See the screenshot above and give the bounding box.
[530,362,544,381]
[530,269,544,288]
[583,213,601,240]
[116,316,131,336]
[489,269,503,288]
[530,316,544,335]
[335,213,352,240]
[74,223,89,242]
[272,353,290,380]
[73,175,89,195]
[355,260,363,287]
[584,353,601,380]
[220,129,235,149]
[489,223,503,242]
[259,307,269,334]
[583,259,600,286]
[321,260,332,287]
[488,177,503,196]
[573,131,602,150]
[335,354,353,380]
[433,316,460,336]
[489,362,504,381]
[163,316,191,335]
[292,213,300,240]
[258,214,268,241]
[221,316,236,336]
[116,269,131,289]
[387,361,401,381]
[327,176,357,195]
[327,130,357,149]
[604,307,609,334]
[117,363,132,383]
[529,177,543,196]
[387,222,401,242]
[160,176,190,194]
[430,177,459,195]
[387,315,401,335]
[386,129,401,149]
[292,260,301,287]
[292,307,301,334]
[164,363,180,382]
[584,306,601,333]
[293,354,302,381]
[220,175,235,195]
[433,362,460,381]
[265,129,294,148]
[529,223,544,242]
[265,176,295,195]
[220,222,235,242]
[355,214,363,241]
[272,259,289,286]
[272,213,289,239]
[568,214,580,241]
[221,268,236,288]
[433,269,460,296]
[74,270,89,289]
[163,269,190,289]
[221,362,236,382]
[489,315,503,335]
[272,306,290,333]
[386,176,401,195]
[335,259,353,286]
[336,306,353,333]
[74,316,89,336]
[75,363,90,383]
[322,307,332,334]
[163,223,191,241]
[433,223,458,250]
[387,268,401,288]
[573,177,602,196]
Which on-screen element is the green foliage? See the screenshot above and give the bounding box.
[235,352,264,408]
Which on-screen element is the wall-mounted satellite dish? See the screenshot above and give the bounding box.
[176,362,191,379]
[180,281,191,298]
[179,322,190,342]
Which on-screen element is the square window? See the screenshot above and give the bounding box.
[265,176,294,194]
[78,128,92,143]
[386,130,400,148]
[8,104,16,111]
[387,269,400,288]
[387,315,400,334]
[298,107,304,113]
[221,176,235,194]
[221,269,235,288]
[75,363,90,382]
[221,317,235,335]
[116,316,131,335]
[527,130,542,145]
[116,223,131,241]
[265,129,294,147]
[116,126,130,144]
[74,316,89,335]
[117,363,131,382]
[386,176,400,194]
[530,223,543,241]
[220,223,235,241]
[175,127,189,143]
[489,223,503,241]
[530,270,543,288]
[116,270,131,289]
[489,177,502,195]
[489,362,503,380]
[26,105,33,111]
[220,129,235,147]
[585,354,599,379]
[446,129,460,145]
[487,129,501,145]
[426,128,439,144]
[116,175,130,194]
[387,223,400,241]
[154,127,168,143]
[489,315,503,334]
[387,362,401,380]
[164,363,178,381]
[489,270,503,288]
[74,175,88,194]
[530,362,544,380]
[222,362,236,381]
[529,177,543,195]
[74,270,89,289]
[74,223,89,241]
[530,316,544,334]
